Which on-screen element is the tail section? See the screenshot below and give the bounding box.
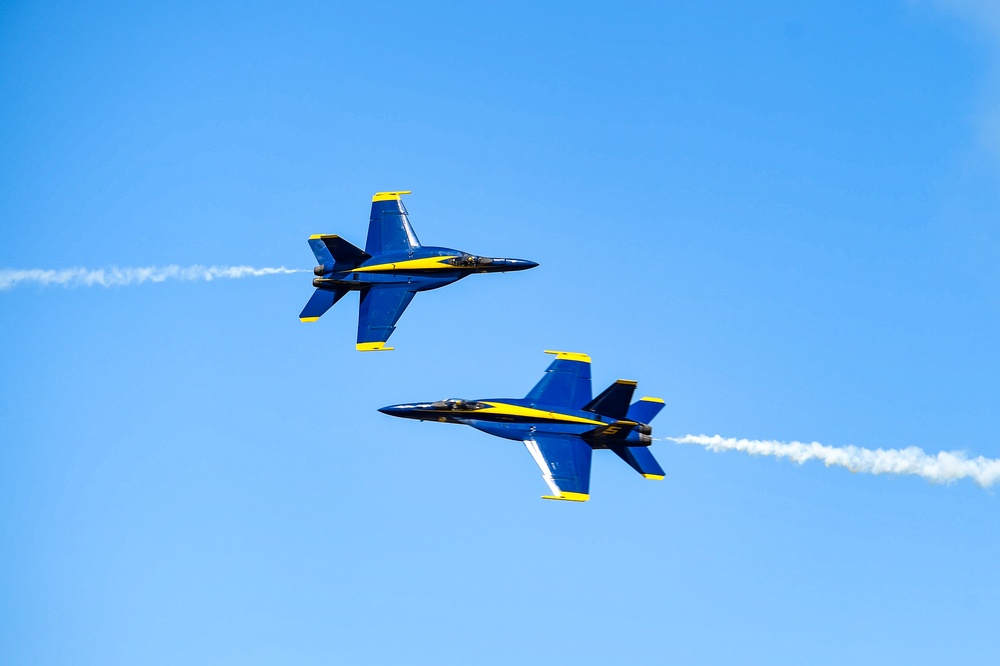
[299,286,348,322]
[609,444,665,480]
[585,420,639,441]
[308,234,370,270]
[583,380,637,420]
[614,397,666,480]
[626,396,665,424]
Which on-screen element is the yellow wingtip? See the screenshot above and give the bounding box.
[300,317,320,322]
[372,190,412,202]
[643,474,665,481]
[543,350,591,363]
[541,492,590,502]
[356,342,395,352]
[640,396,665,403]
[309,233,340,240]
[616,379,638,386]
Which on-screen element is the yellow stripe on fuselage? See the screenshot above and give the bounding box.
[350,256,461,273]
[479,402,606,426]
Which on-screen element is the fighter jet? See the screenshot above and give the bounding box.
[300,191,538,351]
[379,350,666,502]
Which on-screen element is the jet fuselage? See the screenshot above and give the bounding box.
[312,246,537,292]
[379,398,653,448]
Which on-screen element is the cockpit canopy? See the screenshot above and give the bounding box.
[444,255,494,268]
[430,399,488,411]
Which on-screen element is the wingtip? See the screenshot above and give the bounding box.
[543,350,591,363]
[372,190,412,202]
[541,492,590,502]
[356,342,395,352]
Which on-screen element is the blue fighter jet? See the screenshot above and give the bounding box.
[301,191,538,351]
[379,351,666,502]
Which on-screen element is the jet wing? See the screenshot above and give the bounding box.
[523,435,593,502]
[356,287,416,351]
[524,350,593,409]
[365,191,421,255]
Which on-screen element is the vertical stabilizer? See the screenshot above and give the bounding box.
[626,397,665,424]
[583,380,638,419]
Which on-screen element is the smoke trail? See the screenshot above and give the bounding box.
[668,434,1000,488]
[0,265,304,290]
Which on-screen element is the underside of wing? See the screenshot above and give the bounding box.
[523,435,593,502]
[524,350,593,410]
[356,287,416,351]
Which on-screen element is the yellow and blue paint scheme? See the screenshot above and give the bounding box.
[379,351,667,502]
[299,191,538,350]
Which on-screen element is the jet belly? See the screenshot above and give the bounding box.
[339,248,467,290]
[466,420,534,441]
[461,400,609,441]
[467,419,599,441]
[315,270,462,289]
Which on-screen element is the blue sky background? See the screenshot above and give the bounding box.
[2,1,1000,663]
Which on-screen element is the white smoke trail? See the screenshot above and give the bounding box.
[0,265,305,290]
[668,434,1000,488]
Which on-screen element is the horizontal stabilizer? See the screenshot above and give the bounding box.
[583,380,637,420]
[299,286,348,322]
[609,444,665,480]
[308,235,370,268]
[626,397,665,424]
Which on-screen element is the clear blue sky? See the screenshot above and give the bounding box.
[2,1,999,663]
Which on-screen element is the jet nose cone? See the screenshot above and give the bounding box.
[498,258,538,271]
[378,404,410,417]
